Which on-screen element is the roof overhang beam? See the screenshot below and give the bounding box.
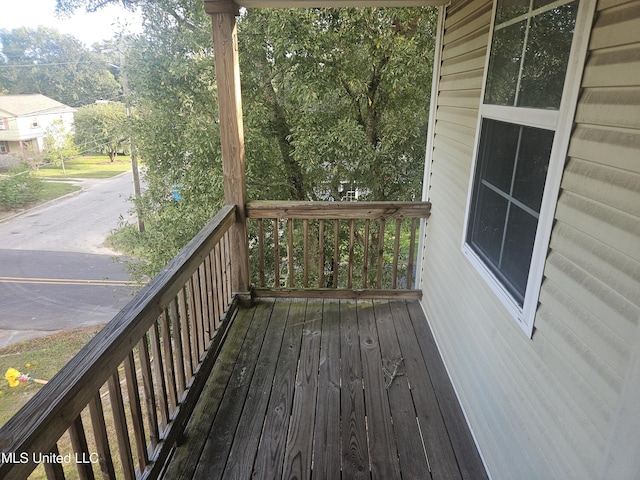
[206,0,448,9]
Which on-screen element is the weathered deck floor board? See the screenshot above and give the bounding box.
[163,298,488,480]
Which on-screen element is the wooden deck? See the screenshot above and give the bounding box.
[163,298,487,480]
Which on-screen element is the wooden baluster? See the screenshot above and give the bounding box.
[186,278,201,364]
[198,263,210,341]
[377,219,386,289]
[348,219,355,289]
[177,287,193,380]
[123,352,148,472]
[160,311,178,416]
[205,254,216,337]
[170,298,187,397]
[190,272,205,358]
[273,219,280,288]
[108,371,135,480]
[89,393,116,480]
[69,415,95,480]
[209,248,217,326]
[224,231,233,306]
[333,220,339,288]
[138,335,159,450]
[362,219,370,289]
[318,219,325,288]
[258,218,265,287]
[150,321,170,433]
[303,219,309,288]
[392,219,402,289]
[43,444,65,479]
[407,218,418,289]
[214,243,225,324]
[209,250,218,329]
[288,218,295,287]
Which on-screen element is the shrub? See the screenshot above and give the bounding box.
[0,167,43,210]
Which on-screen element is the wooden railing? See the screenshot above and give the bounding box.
[0,200,431,479]
[247,201,431,299]
[0,205,237,480]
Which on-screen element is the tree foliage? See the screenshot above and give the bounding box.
[0,168,43,210]
[44,119,79,171]
[239,8,436,202]
[0,27,121,106]
[55,0,436,276]
[119,0,225,274]
[74,102,128,161]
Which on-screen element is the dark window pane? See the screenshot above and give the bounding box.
[470,186,508,267]
[479,120,520,192]
[513,127,554,211]
[496,0,529,23]
[533,0,560,10]
[484,20,526,106]
[518,2,578,109]
[468,120,552,307]
[501,206,538,304]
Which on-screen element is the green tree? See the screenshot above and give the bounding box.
[238,8,435,201]
[118,0,226,275]
[44,119,79,172]
[55,0,435,277]
[0,27,121,106]
[74,102,128,161]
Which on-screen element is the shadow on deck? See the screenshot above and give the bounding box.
[165,298,487,479]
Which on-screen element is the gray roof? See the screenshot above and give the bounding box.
[0,94,75,117]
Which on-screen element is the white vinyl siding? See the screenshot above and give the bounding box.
[546,0,640,476]
[420,0,640,478]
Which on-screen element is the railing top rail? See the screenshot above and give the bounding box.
[0,204,236,477]
[246,200,432,219]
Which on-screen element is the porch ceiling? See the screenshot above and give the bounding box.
[209,0,448,8]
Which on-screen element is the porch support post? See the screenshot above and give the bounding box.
[204,0,251,303]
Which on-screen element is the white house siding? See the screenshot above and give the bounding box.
[419,0,640,479]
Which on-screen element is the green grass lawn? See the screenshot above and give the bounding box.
[35,181,81,202]
[0,326,136,479]
[0,327,102,428]
[35,155,131,179]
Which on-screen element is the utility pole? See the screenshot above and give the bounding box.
[119,48,145,233]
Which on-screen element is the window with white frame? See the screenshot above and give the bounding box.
[0,141,8,154]
[463,0,591,335]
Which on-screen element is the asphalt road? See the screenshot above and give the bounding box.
[0,172,140,347]
[0,249,137,330]
[0,173,136,254]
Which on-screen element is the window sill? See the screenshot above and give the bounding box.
[461,243,534,338]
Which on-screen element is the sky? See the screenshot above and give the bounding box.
[0,0,142,46]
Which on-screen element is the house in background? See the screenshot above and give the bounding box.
[0,94,75,168]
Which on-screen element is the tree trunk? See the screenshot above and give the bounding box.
[263,80,306,201]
